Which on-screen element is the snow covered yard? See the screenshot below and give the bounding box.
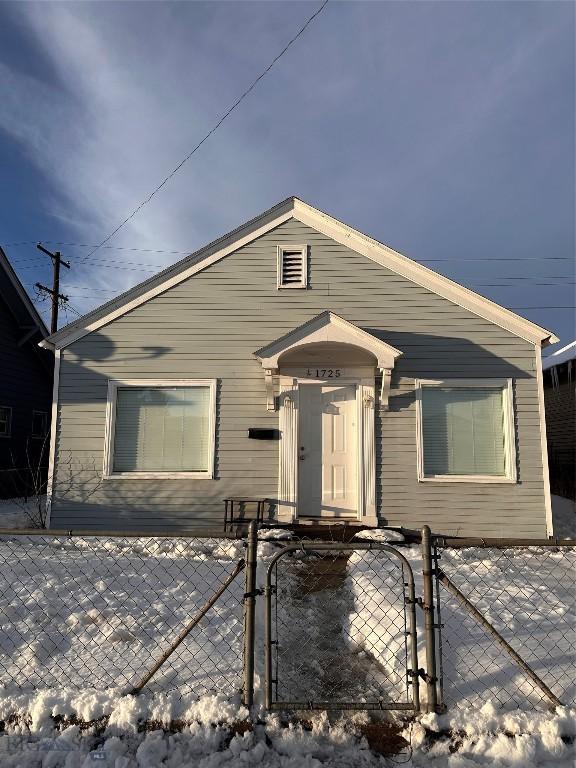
[0,529,574,766]
[347,537,576,711]
[268,545,412,708]
[0,698,576,768]
[0,533,247,697]
[0,496,46,530]
[552,495,576,539]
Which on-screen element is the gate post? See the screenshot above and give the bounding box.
[421,525,439,713]
[242,520,258,709]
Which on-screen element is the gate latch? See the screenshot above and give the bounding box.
[243,589,264,599]
[405,596,423,607]
[417,669,437,684]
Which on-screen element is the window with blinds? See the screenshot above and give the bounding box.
[420,384,511,478]
[112,386,211,473]
[277,245,308,288]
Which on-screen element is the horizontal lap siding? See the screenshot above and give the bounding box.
[52,219,547,536]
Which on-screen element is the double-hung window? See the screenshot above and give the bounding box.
[416,379,516,482]
[104,380,216,478]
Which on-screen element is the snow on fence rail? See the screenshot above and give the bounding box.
[0,529,247,699]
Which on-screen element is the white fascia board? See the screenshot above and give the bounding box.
[292,200,559,347]
[255,311,403,369]
[535,347,554,536]
[44,199,296,350]
[45,348,61,528]
[44,196,558,350]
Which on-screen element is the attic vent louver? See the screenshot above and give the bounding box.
[277,245,308,289]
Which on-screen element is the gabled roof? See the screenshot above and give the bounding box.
[0,246,49,342]
[255,311,403,370]
[41,197,559,349]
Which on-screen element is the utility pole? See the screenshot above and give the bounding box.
[35,243,70,334]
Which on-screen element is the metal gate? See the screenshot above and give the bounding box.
[264,542,420,711]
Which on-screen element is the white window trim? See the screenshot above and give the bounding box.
[0,406,12,438]
[103,379,217,480]
[415,378,517,484]
[277,244,308,289]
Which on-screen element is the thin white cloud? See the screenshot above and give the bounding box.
[0,0,572,338]
[1,3,331,312]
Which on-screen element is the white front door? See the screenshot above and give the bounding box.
[298,384,358,517]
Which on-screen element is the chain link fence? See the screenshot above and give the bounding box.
[0,530,246,698]
[263,541,419,712]
[0,524,574,715]
[432,539,576,711]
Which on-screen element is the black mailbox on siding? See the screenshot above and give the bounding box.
[248,428,280,440]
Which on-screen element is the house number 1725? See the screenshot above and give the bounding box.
[306,368,341,378]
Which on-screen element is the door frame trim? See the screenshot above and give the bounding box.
[277,373,378,526]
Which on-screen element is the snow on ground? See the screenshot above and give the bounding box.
[353,528,405,543]
[0,534,248,697]
[346,543,576,711]
[410,703,576,767]
[552,494,576,539]
[0,530,574,766]
[343,541,575,766]
[0,496,44,530]
[0,694,573,767]
[432,545,576,711]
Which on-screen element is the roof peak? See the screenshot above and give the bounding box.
[42,197,558,349]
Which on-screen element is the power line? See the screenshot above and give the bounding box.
[59,299,575,321]
[83,0,329,259]
[8,255,164,269]
[60,277,575,295]
[508,306,575,310]
[421,256,573,263]
[9,256,576,282]
[474,281,576,287]
[5,242,574,264]
[1,241,190,255]
[64,285,127,292]
[485,275,575,280]
[65,303,84,318]
[35,244,71,334]
[13,259,158,273]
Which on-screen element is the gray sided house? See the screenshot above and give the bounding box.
[0,247,52,497]
[42,199,558,537]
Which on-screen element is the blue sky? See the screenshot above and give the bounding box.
[0,1,574,348]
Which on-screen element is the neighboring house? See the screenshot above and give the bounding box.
[41,198,558,537]
[0,247,52,498]
[543,341,575,501]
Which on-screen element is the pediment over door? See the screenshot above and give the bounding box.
[254,311,403,410]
